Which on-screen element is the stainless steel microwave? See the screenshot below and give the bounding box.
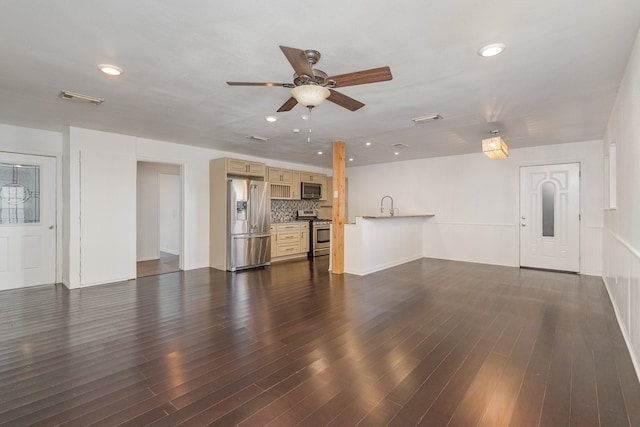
[301,182,322,199]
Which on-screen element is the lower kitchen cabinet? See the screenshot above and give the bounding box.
[271,222,309,261]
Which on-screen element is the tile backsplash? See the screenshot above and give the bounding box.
[271,199,318,222]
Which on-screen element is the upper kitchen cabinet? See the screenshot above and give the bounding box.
[268,167,293,184]
[226,158,266,178]
[291,170,301,200]
[300,172,325,183]
[268,167,295,200]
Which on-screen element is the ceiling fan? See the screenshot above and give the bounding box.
[227,45,392,112]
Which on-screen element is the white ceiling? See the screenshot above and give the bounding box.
[1,1,639,168]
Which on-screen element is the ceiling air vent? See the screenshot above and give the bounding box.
[412,114,442,123]
[392,143,409,149]
[246,135,270,141]
[59,91,104,105]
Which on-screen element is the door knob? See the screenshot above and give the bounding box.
[48,225,54,230]
[521,223,526,227]
[521,216,526,220]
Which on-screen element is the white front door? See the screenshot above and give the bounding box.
[519,163,580,272]
[0,153,56,289]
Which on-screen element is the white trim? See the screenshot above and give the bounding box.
[424,221,516,227]
[602,275,640,384]
[606,228,640,262]
[602,227,640,384]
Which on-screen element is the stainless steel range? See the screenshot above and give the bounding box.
[296,209,331,257]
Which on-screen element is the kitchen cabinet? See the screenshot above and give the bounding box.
[268,167,293,184]
[300,171,325,183]
[291,170,301,200]
[272,222,309,260]
[226,158,266,177]
[300,222,309,253]
[268,167,295,200]
[319,175,328,200]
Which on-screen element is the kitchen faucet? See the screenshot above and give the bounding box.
[380,195,395,216]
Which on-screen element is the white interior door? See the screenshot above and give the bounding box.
[0,153,56,289]
[520,163,580,272]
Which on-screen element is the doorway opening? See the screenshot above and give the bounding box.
[136,161,182,277]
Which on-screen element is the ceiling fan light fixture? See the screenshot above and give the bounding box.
[291,85,330,107]
[482,131,509,159]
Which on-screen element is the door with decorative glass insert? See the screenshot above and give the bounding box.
[0,153,56,289]
[519,163,580,272]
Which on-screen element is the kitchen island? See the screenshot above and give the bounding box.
[341,214,434,275]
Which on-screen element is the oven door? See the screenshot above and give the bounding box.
[313,225,331,256]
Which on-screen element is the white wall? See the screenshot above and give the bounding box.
[603,28,640,380]
[347,139,603,274]
[65,127,330,288]
[0,124,65,284]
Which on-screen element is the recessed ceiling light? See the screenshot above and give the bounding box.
[292,128,300,133]
[98,64,124,76]
[365,142,372,146]
[318,151,323,155]
[349,158,354,162]
[301,115,309,121]
[394,152,400,156]
[478,43,506,57]
[265,116,277,122]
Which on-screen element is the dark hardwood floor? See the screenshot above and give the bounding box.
[1,257,639,426]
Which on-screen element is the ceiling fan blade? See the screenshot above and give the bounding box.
[279,46,314,78]
[277,97,298,112]
[327,66,392,88]
[327,90,365,111]
[227,81,289,87]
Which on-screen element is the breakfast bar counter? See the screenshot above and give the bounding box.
[341,214,434,275]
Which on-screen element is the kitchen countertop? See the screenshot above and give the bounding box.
[358,214,435,219]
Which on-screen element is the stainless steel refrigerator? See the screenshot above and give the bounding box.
[227,178,271,271]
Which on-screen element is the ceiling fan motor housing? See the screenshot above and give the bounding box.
[293,69,331,86]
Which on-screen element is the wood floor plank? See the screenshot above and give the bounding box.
[594,349,631,427]
[507,308,557,427]
[538,328,573,427]
[417,338,494,426]
[569,331,599,427]
[0,257,638,426]
[447,351,509,427]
